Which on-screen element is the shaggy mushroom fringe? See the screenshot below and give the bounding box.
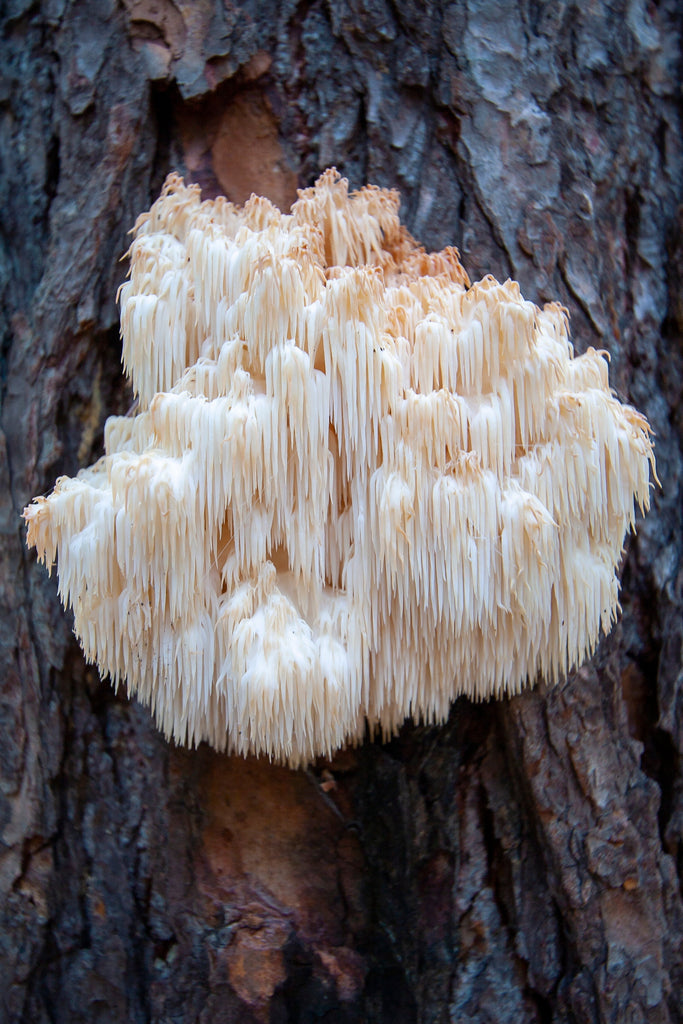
[24,170,656,766]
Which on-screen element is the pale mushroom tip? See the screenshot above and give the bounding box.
[23,168,656,767]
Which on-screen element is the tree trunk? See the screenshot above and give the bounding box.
[1,1,682,1021]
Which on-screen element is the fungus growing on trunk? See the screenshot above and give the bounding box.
[24,170,655,766]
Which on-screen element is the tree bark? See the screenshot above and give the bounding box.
[1,1,682,1021]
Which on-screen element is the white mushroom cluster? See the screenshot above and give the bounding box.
[24,170,655,765]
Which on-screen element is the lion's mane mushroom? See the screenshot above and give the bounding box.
[24,170,655,766]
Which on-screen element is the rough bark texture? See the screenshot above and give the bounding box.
[1,1,682,1021]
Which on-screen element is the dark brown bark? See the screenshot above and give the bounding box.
[1,1,682,1021]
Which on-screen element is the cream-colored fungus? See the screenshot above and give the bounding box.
[24,170,655,765]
